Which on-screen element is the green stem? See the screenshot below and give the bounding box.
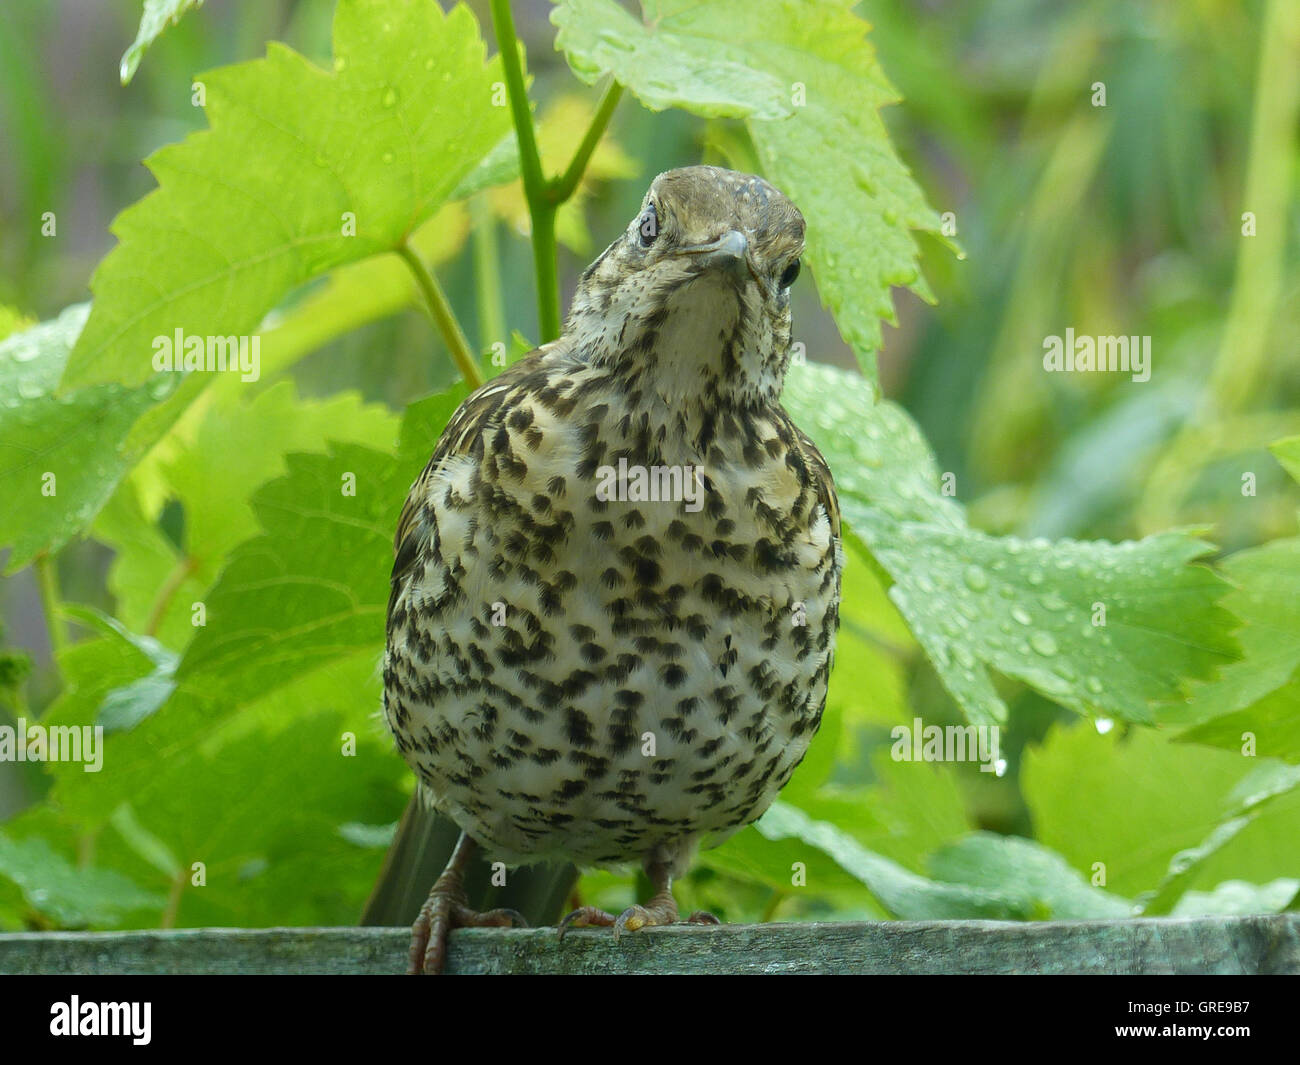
[760,889,787,923]
[1138,0,1300,531]
[145,555,198,638]
[530,204,560,342]
[34,553,66,669]
[470,193,506,355]
[550,79,623,205]
[396,242,483,391]
[1204,0,1300,415]
[490,0,561,342]
[161,871,185,930]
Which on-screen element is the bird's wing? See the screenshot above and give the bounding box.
[791,422,841,542]
[389,350,551,619]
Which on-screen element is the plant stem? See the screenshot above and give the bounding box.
[396,242,483,391]
[760,889,787,922]
[145,555,198,638]
[1204,0,1300,416]
[470,193,507,355]
[34,553,66,670]
[161,872,185,930]
[550,79,623,204]
[1137,0,1300,532]
[490,0,561,341]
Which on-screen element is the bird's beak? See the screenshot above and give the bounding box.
[679,230,767,295]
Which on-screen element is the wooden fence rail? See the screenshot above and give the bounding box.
[2,915,1298,974]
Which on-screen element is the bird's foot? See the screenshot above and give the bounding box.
[558,897,720,942]
[409,854,528,974]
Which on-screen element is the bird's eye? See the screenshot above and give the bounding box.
[636,203,659,247]
[780,258,801,288]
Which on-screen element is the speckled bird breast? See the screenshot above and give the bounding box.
[383,347,841,869]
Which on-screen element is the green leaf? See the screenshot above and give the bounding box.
[84,712,405,928]
[929,832,1131,919]
[173,442,394,702]
[784,752,970,872]
[783,360,1238,725]
[1023,722,1300,900]
[1272,435,1300,485]
[91,480,201,648]
[120,0,205,85]
[1165,540,1300,731]
[64,0,509,391]
[53,606,179,732]
[110,804,183,879]
[553,0,951,380]
[46,643,389,832]
[0,306,34,341]
[753,801,1031,919]
[1163,441,1300,759]
[256,203,470,382]
[173,390,461,704]
[1172,878,1300,916]
[0,833,165,928]
[162,382,398,583]
[0,305,169,571]
[1137,762,1300,915]
[551,0,792,119]
[1180,669,1300,763]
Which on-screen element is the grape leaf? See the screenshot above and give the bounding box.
[0,305,171,571]
[0,833,165,928]
[120,0,205,85]
[753,801,1030,919]
[172,389,463,703]
[1162,540,1300,729]
[1180,670,1300,763]
[56,605,180,733]
[552,0,951,382]
[93,383,398,647]
[172,441,395,702]
[108,712,402,927]
[37,620,403,927]
[256,203,471,380]
[64,0,509,391]
[928,832,1131,919]
[1023,722,1300,900]
[782,360,1238,725]
[162,382,398,583]
[550,0,792,119]
[1138,763,1300,915]
[1164,439,1300,759]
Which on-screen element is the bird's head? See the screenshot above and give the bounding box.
[566,165,805,410]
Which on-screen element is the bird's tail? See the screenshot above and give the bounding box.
[359,795,579,927]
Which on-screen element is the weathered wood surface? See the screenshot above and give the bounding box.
[2,915,1297,974]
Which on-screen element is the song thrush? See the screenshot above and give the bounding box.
[384,165,843,973]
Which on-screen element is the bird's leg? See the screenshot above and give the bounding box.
[409,831,528,975]
[558,860,721,942]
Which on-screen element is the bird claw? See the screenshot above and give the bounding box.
[558,900,721,942]
[410,888,528,975]
[557,905,617,942]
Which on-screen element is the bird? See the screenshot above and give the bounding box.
[383,164,843,974]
